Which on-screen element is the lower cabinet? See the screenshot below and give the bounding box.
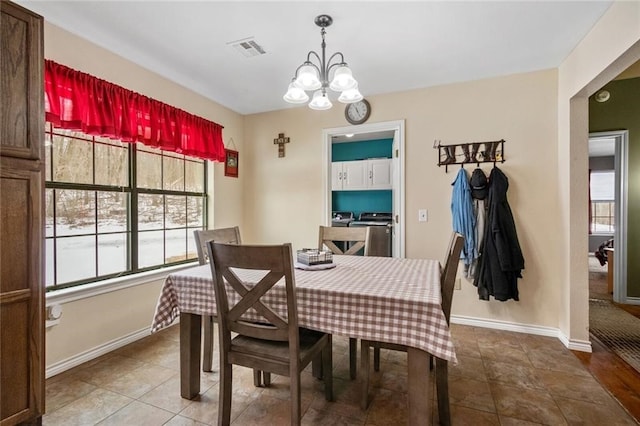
[0,158,45,425]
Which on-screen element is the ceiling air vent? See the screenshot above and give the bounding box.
[228,37,266,58]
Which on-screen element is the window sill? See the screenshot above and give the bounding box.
[46,262,199,306]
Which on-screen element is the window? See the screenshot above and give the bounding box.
[590,170,615,234]
[45,124,207,291]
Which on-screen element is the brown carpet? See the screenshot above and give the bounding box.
[589,298,640,375]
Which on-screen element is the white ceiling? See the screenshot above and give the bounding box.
[18,1,612,115]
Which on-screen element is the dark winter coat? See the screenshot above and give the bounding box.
[473,167,524,301]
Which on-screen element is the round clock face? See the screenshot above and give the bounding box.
[345,99,371,125]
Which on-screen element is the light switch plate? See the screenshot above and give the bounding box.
[418,209,427,222]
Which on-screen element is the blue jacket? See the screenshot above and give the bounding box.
[451,168,476,266]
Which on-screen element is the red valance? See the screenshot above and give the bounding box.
[44,60,225,162]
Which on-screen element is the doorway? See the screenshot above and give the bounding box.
[588,131,629,303]
[322,120,405,258]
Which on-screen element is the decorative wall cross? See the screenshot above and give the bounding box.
[273,133,290,158]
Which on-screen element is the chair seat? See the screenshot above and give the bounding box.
[231,328,329,375]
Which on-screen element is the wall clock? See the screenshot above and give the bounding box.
[345,99,371,125]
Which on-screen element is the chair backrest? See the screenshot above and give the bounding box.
[440,233,464,325]
[318,226,371,256]
[193,226,241,265]
[207,241,299,348]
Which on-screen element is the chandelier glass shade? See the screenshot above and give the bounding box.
[283,15,362,110]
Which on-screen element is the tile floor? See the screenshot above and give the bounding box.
[44,323,638,425]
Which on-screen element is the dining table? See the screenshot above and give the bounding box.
[151,254,456,425]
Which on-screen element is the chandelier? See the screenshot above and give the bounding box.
[283,14,362,110]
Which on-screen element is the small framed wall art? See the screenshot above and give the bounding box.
[224,149,239,178]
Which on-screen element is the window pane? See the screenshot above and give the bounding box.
[95,140,128,186]
[52,134,93,184]
[98,192,128,233]
[163,156,184,191]
[56,190,95,236]
[137,150,162,189]
[139,230,164,268]
[595,203,608,216]
[46,239,54,288]
[187,234,198,260]
[185,160,204,192]
[98,233,128,275]
[56,236,96,283]
[57,129,92,141]
[187,196,204,227]
[46,189,54,237]
[45,133,52,181]
[166,195,186,229]
[137,144,162,154]
[590,171,614,201]
[165,229,187,263]
[138,194,164,231]
[591,201,615,233]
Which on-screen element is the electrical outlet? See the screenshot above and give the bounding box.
[418,209,427,222]
[454,278,461,290]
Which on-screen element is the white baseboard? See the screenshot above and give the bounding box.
[451,315,592,353]
[46,327,152,378]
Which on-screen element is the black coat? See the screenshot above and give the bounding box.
[473,167,524,301]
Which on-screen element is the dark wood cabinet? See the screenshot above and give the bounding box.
[0,1,45,425]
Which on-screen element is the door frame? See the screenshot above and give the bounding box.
[589,130,629,303]
[322,120,406,258]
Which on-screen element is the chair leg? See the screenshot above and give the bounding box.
[373,347,381,372]
[253,369,261,387]
[436,358,451,426]
[291,370,302,425]
[203,315,214,372]
[349,337,357,379]
[322,336,333,401]
[218,361,232,426]
[312,354,323,379]
[263,371,271,386]
[360,340,370,410]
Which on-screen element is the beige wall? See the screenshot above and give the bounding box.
[244,69,563,329]
[558,1,640,344]
[44,22,245,369]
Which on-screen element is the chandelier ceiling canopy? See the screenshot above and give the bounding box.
[283,14,362,111]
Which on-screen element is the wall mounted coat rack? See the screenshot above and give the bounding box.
[434,139,505,172]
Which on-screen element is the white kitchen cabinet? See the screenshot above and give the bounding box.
[367,158,392,190]
[332,160,367,190]
[332,159,392,191]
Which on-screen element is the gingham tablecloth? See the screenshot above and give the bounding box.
[151,255,457,363]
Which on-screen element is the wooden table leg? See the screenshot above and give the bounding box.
[605,248,614,294]
[180,312,202,399]
[407,347,432,425]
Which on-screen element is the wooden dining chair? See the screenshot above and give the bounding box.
[318,225,372,379]
[207,241,333,426]
[193,227,268,386]
[318,225,371,256]
[360,233,464,426]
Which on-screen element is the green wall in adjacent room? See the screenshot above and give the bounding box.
[332,190,393,219]
[331,138,393,161]
[589,77,640,298]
